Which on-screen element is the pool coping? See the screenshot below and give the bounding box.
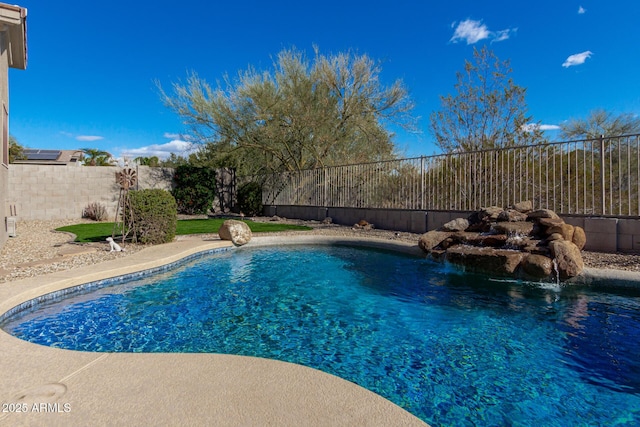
[0,237,428,426]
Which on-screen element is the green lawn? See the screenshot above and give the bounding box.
[56,219,312,243]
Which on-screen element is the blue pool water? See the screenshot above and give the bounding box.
[2,245,640,426]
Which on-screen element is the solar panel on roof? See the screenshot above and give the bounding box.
[24,149,61,161]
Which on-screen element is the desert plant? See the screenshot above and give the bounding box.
[82,202,108,221]
[237,181,263,216]
[171,165,217,215]
[128,189,177,244]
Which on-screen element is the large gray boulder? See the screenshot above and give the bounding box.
[218,219,252,246]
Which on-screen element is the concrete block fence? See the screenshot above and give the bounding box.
[264,205,640,254]
[8,165,174,221]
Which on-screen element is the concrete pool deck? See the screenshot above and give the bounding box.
[0,237,428,426]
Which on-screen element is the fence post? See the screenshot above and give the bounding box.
[420,156,425,210]
[323,167,328,208]
[599,135,606,215]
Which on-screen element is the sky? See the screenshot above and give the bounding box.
[8,0,640,162]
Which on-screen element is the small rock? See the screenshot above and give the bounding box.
[321,217,333,224]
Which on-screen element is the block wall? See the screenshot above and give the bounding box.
[266,205,640,254]
[8,165,174,221]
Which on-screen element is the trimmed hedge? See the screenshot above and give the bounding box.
[129,189,177,244]
[172,165,216,215]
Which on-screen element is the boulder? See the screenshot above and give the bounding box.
[492,221,534,236]
[547,233,564,242]
[512,200,533,213]
[446,246,526,275]
[418,231,451,253]
[498,209,528,222]
[521,254,554,279]
[572,226,587,250]
[218,219,252,246]
[527,209,560,220]
[548,240,584,279]
[538,217,565,228]
[481,206,504,221]
[558,224,575,242]
[442,218,469,232]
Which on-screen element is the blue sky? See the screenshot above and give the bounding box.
[8,0,640,162]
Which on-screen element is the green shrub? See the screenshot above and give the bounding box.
[129,189,177,244]
[172,165,216,215]
[237,181,263,216]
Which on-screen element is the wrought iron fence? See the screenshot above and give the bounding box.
[254,134,640,217]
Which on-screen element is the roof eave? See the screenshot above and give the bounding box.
[0,3,27,70]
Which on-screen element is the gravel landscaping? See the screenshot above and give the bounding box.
[0,218,638,284]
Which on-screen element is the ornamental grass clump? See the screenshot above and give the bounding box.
[82,202,108,221]
[128,189,177,244]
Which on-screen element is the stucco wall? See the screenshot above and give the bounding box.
[7,165,174,221]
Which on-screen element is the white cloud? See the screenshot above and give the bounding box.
[120,138,197,161]
[450,19,517,44]
[76,135,104,142]
[450,19,491,44]
[578,6,586,14]
[492,28,518,43]
[523,123,561,132]
[162,132,194,141]
[562,51,593,67]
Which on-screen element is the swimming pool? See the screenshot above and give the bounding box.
[1,245,639,425]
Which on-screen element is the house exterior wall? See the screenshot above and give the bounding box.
[0,30,9,247]
[8,165,174,221]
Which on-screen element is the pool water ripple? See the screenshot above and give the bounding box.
[2,245,639,426]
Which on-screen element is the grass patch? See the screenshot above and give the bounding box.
[56,219,312,243]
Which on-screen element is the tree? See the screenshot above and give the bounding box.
[158,47,416,176]
[81,148,115,166]
[430,46,544,152]
[159,153,188,168]
[559,109,640,140]
[9,135,25,162]
[134,156,160,167]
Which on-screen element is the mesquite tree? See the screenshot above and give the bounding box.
[158,47,416,176]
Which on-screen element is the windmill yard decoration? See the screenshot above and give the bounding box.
[112,168,138,244]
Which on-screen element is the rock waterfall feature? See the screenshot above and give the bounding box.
[418,202,585,281]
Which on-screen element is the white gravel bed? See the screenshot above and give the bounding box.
[0,220,144,283]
